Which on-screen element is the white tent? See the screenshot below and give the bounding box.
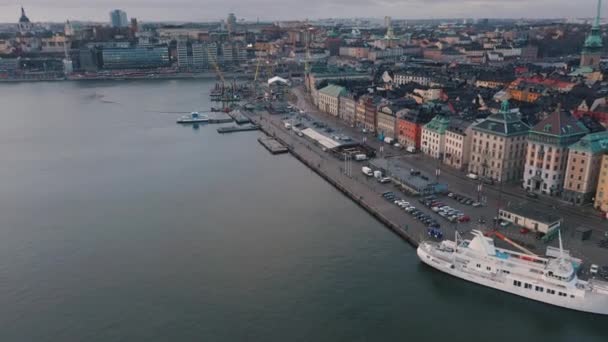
[268,76,290,86]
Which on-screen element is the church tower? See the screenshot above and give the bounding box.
[581,0,604,69]
[18,7,33,34]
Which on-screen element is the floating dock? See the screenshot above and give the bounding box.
[217,124,260,134]
[208,113,234,124]
[228,110,251,124]
[258,137,289,154]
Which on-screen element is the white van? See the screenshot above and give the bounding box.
[466,173,479,180]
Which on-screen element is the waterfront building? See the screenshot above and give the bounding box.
[376,104,398,139]
[444,119,474,171]
[523,108,589,196]
[18,7,33,34]
[581,0,603,69]
[468,101,529,182]
[355,96,367,129]
[594,154,608,213]
[101,46,170,69]
[110,9,128,28]
[498,204,562,234]
[177,41,211,70]
[317,84,346,117]
[421,115,450,159]
[396,109,430,150]
[562,132,608,205]
[338,93,357,126]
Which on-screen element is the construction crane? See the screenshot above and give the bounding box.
[493,231,538,256]
[205,44,225,84]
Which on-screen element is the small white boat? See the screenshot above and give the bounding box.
[177,112,209,124]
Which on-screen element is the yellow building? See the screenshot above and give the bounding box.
[594,154,608,213]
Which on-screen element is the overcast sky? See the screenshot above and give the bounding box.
[0,0,600,23]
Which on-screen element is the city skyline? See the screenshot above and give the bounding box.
[0,0,600,23]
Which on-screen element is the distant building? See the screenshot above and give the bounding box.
[524,107,589,196]
[177,41,211,70]
[109,9,128,28]
[563,131,608,205]
[101,46,170,69]
[594,154,608,213]
[580,0,603,69]
[421,115,450,159]
[226,13,237,35]
[468,100,529,182]
[18,7,33,34]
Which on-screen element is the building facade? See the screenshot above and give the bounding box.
[109,9,128,28]
[444,120,474,171]
[376,105,398,140]
[594,154,608,213]
[468,101,529,182]
[101,46,170,69]
[339,94,356,126]
[523,109,589,196]
[396,109,426,150]
[317,84,346,117]
[421,115,450,159]
[563,131,608,205]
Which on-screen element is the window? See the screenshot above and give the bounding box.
[486,266,491,271]
[535,286,544,292]
[547,289,555,295]
[513,280,522,287]
[477,264,481,268]
[524,283,532,290]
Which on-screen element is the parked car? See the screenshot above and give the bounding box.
[466,173,479,180]
[472,202,482,207]
[526,191,538,199]
[500,221,510,228]
[458,216,471,223]
[520,228,529,234]
[591,264,599,276]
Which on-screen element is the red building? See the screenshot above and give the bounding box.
[396,109,431,150]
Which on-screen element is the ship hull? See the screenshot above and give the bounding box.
[417,243,608,315]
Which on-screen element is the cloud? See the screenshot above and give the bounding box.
[0,0,597,22]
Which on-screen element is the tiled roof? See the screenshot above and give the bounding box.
[473,101,529,137]
[530,108,589,137]
[424,115,451,134]
[568,131,608,154]
[318,84,347,98]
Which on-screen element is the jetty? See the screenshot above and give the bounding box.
[217,124,260,134]
[258,137,289,154]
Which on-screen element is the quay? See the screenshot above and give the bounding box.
[208,113,234,124]
[257,137,289,154]
[217,124,260,134]
[244,111,420,248]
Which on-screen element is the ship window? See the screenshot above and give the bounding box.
[513,280,522,287]
[547,289,555,295]
[486,266,491,271]
[477,264,481,268]
[535,286,544,292]
[524,283,532,289]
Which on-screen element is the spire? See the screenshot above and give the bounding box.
[21,6,25,17]
[595,0,602,28]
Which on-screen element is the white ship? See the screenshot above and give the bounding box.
[417,230,608,315]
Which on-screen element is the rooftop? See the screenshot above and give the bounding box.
[501,204,562,225]
[318,84,347,98]
[568,131,608,154]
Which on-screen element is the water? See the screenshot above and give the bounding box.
[0,80,605,341]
